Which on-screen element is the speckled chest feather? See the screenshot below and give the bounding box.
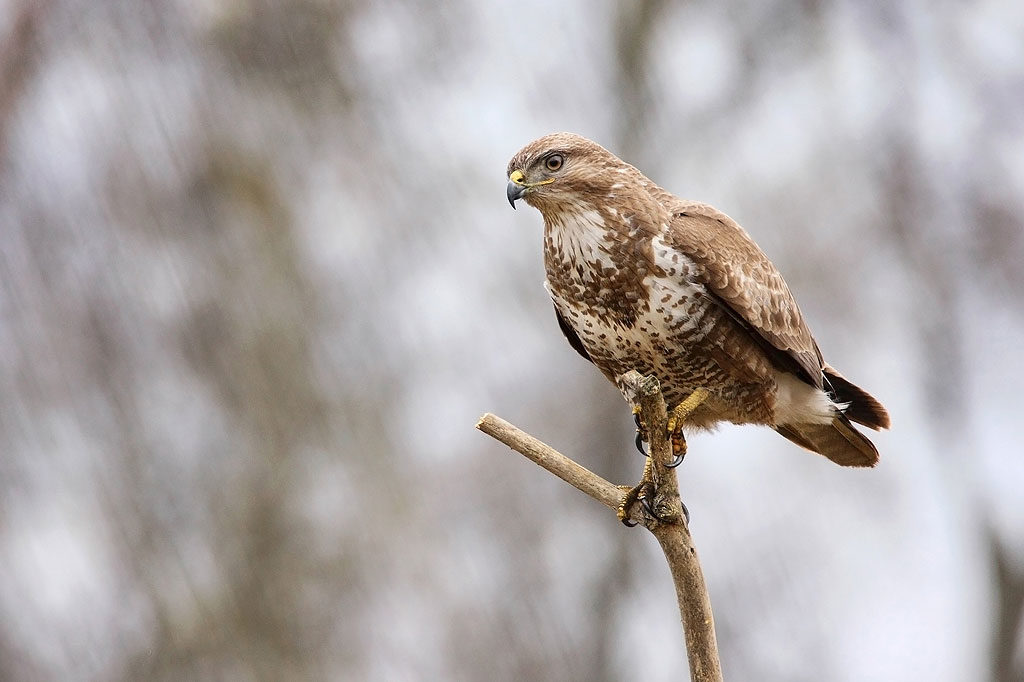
[542,204,777,426]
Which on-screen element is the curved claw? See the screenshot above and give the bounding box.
[620,496,656,527]
[634,429,647,456]
[666,451,684,468]
[639,494,657,518]
[633,413,648,456]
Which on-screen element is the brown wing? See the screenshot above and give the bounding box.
[665,201,825,389]
[554,305,592,363]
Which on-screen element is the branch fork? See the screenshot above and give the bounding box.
[476,371,723,682]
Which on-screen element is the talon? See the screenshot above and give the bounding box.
[618,477,660,526]
[634,429,647,456]
[633,412,648,456]
[667,430,687,467]
[639,493,657,518]
[618,479,652,526]
[619,479,685,526]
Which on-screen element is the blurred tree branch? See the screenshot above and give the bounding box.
[991,527,1024,682]
[0,1,48,164]
[476,371,723,682]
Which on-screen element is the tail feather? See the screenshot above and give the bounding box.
[823,365,891,430]
[775,415,880,467]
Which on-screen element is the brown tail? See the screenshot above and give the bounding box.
[775,366,889,467]
[775,416,880,467]
[823,365,890,430]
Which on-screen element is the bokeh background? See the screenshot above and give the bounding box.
[2,1,1023,680]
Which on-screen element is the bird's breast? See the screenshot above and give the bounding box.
[543,210,652,329]
[545,217,712,358]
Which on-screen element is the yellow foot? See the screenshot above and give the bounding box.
[665,388,711,466]
[617,455,655,526]
[617,480,656,526]
[617,479,688,526]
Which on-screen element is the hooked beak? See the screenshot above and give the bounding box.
[507,169,527,209]
[506,169,555,209]
[507,181,527,209]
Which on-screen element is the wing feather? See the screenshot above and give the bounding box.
[553,305,592,363]
[665,201,824,389]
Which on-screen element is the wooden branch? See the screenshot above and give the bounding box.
[476,371,723,682]
[475,413,623,509]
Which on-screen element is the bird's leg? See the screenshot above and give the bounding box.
[665,388,710,467]
[619,406,656,525]
[619,388,708,527]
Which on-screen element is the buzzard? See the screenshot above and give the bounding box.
[506,133,889,467]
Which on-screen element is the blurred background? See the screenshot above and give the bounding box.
[1,1,1022,680]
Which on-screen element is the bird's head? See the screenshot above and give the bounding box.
[506,133,624,213]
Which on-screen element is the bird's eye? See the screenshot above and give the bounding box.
[545,154,563,171]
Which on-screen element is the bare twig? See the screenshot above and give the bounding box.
[476,371,723,682]
[475,413,623,509]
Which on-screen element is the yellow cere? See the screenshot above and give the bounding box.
[509,169,555,188]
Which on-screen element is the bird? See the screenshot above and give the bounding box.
[506,132,889,468]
